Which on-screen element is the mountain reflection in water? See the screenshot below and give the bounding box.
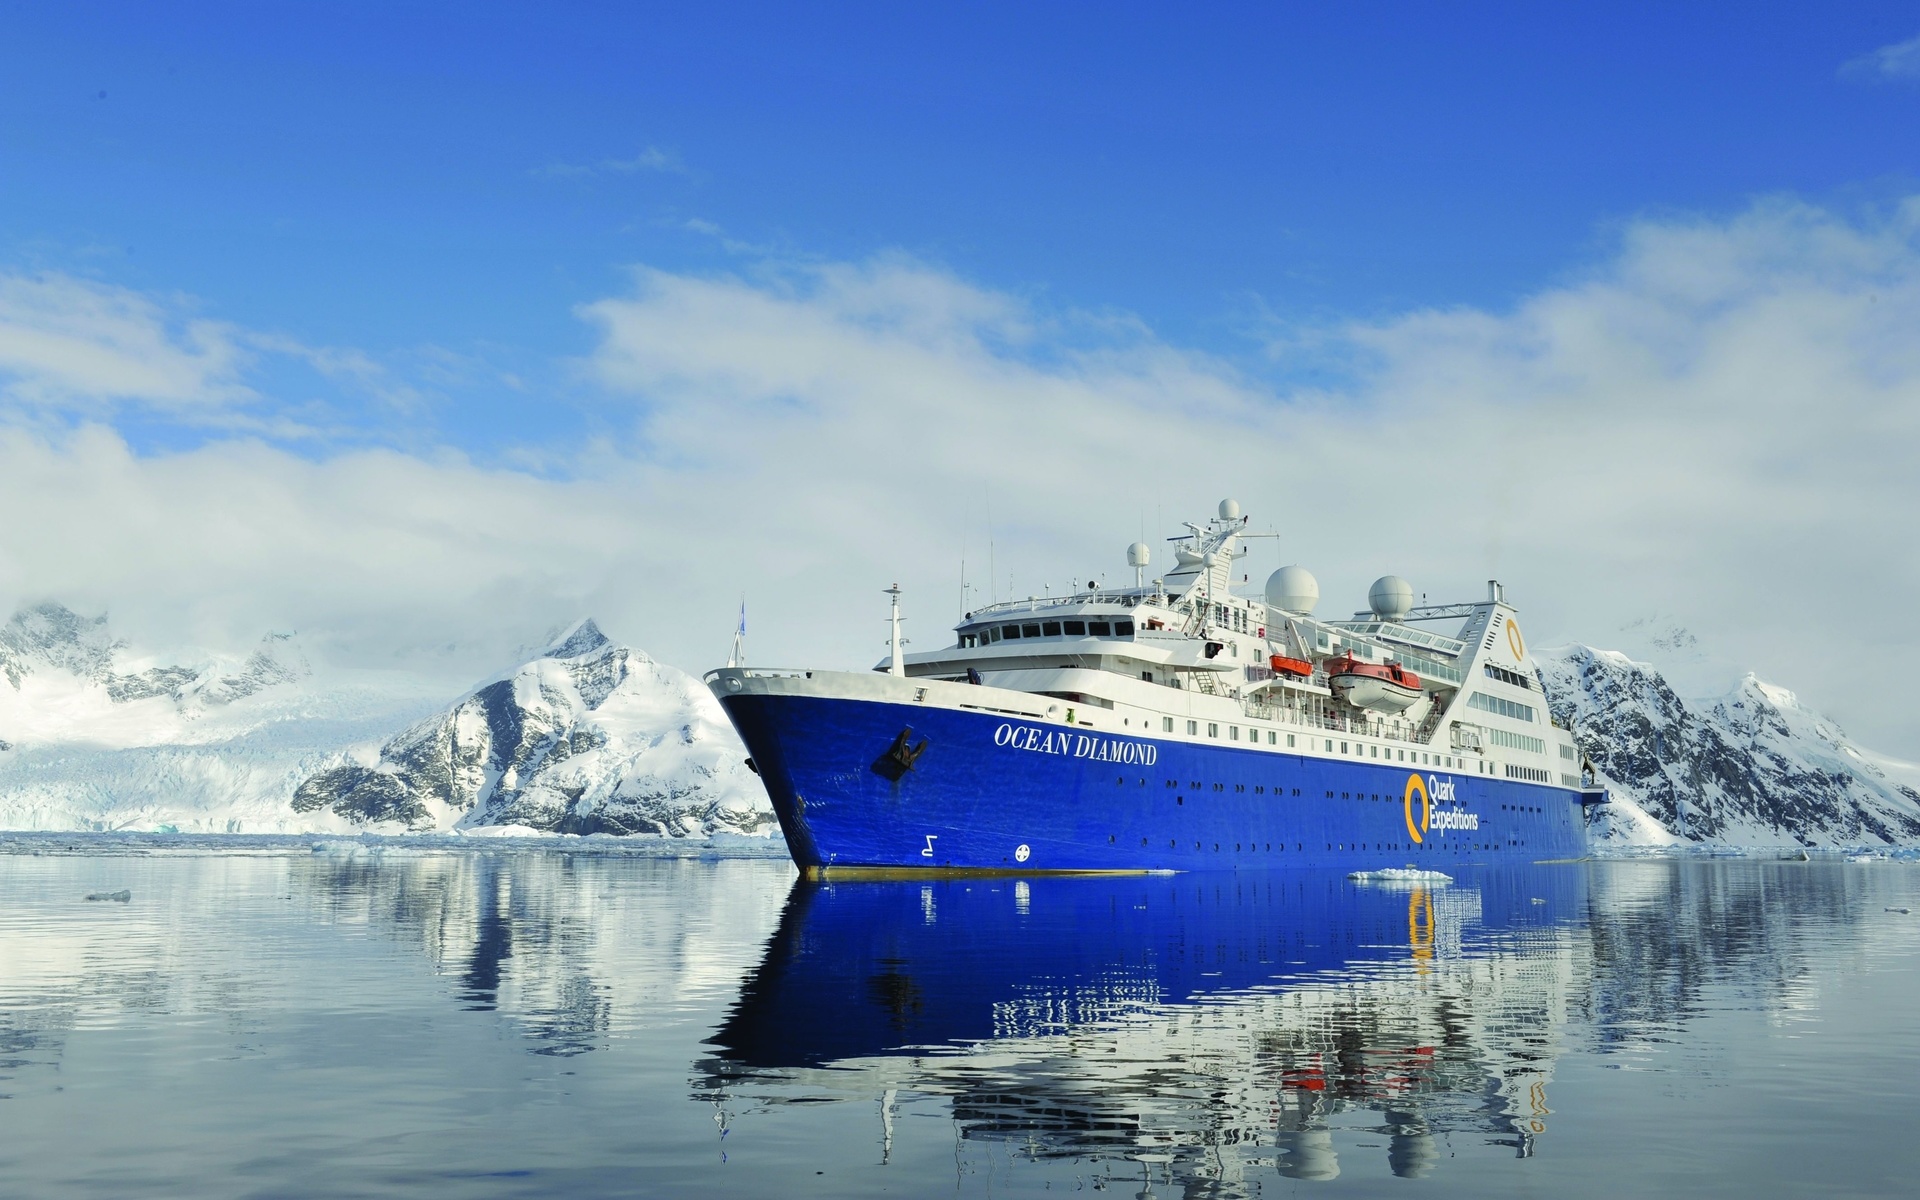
[1,840,1916,1198]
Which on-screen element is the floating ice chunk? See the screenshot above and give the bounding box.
[1887,907,1912,914]
[1347,867,1452,884]
[84,889,131,902]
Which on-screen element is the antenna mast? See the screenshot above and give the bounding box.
[726,598,746,668]
[886,585,905,678]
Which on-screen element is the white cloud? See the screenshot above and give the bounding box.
[0,271,427,427]
[531,146,691,180]
[1840,32,1920,82]
[572,200,1920,756]
[0,273,251,409]
[4,198,1920,758]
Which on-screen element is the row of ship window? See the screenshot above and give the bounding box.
[1105,838,1531,853]
[1483,663,1534,690]
[960,619,1136,648]
[1486,727,1545,755]
[1467,690,1537,723]
[1156,715,1467,770]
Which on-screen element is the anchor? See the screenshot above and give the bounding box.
[871,727,930,781]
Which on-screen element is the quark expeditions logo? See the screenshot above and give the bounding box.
[993,723,1158,766]
[1403,772,1478,843]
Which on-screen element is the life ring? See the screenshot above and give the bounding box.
[1507,620,1525,661]
[1403,774,1431,844]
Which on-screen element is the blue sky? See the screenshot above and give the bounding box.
[4,5,1920,754]
[8,3,1920,456]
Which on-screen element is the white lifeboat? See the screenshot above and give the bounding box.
[1325,653,1422,713]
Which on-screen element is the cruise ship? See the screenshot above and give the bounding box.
[707,500,1605,874]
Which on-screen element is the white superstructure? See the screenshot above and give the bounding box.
[892,500,1588,792]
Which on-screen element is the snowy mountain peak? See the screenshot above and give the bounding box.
[1742,675,1800,711]
[1538,643,1920,847]
[291,620,769,837]
[179,631,313,708]
[0,602,120,688]
[0,602,311,715]
[544,618,615,662]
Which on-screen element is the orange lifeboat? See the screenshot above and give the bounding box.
[1324,653,1423,712]
[1269,654,1313,679]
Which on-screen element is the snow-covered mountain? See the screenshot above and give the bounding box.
[290,620,773,837]
[1538,644,1920,848]
[0,603,451,833]
[0,604,770,838]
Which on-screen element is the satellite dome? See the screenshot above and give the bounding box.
[1369,575,1414,621]
[1126,541,1150,567]
[1218,498,1241,520]
[1265,565,1319,615]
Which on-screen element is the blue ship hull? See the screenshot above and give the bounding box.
[719,689,1589,873]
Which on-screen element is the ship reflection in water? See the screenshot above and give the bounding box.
[7,845,1915,1197]
[701,867,1586,1187]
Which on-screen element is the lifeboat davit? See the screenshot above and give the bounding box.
[1268,654,1313,679]
[1325,653,1422,713]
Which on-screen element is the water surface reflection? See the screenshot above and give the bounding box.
[704,868,1589,1185]
[0,843,1914,1198]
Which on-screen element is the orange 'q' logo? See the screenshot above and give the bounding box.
[1403,773,1431,844]
[1507,619,1525,660]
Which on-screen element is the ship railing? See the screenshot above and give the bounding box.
[701,667,817,683]
[967,592,1147,618]
[1238,697,1430,745]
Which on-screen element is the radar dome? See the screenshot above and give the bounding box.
[1369,575,1414,621]
[1126,541,1150,567]
[1265,565,1319,615]
[1218,498,1241,520]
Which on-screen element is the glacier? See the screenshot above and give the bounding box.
[0,604,772,838]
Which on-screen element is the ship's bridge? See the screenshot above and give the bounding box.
[956,593,1147,649]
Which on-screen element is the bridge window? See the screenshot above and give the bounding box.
[1483,663,1534,690]
[1064,620,1086,635]
[1116,621,1134,636]
[1468,691,1536,723]
[1021,624,1041,638]
[1042,622,1061,637]
[1000,625,1020,640]
[960,633,977,648]
[1089,621,1112,636]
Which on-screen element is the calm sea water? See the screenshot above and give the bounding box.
[2,839,1917,1198]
